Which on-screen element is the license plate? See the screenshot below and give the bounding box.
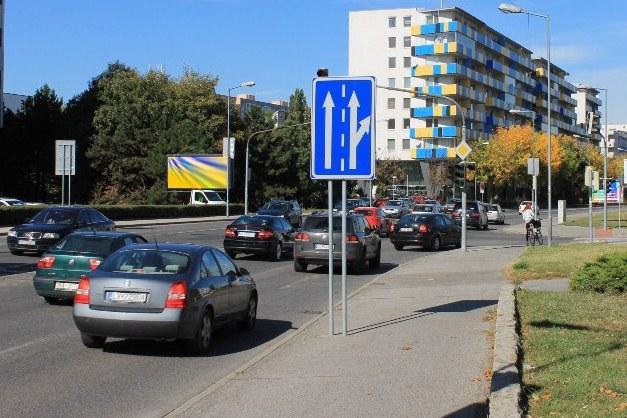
[314,244,334,250]
[18,239,36,246]
[400,227,413,232]
[106,291,147,303]
[54,282,78,291]
[238,231,256,238]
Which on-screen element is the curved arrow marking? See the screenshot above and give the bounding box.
[348,91,371,170]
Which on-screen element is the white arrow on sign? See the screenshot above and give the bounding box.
[323,92,335,169]
[348,91,371,170]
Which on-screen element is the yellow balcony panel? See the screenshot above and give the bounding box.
[435,43,444,54]
[414,127,435,137]
[448,42,457,53]
[414,65,433,76]
[442,84,457,95]
[411,26,421,36]
[447,148,457,158]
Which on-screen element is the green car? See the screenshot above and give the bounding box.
[33,232,147,303]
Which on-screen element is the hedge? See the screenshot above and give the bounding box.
[0,204,244,226]
[570,252,627,293]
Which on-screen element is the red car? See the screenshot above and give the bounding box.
[353,207,391,237]
[373,198,389,208]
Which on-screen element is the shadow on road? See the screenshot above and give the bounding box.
[417,299,498,313]
[102,318,295,358]
[441,400,488,417]
[0,262,37,276]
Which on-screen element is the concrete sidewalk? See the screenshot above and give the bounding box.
[501,217,627,240]
[170,246,524,418]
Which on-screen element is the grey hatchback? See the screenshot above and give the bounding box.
[72,243,257,354]
[293,213,381,274]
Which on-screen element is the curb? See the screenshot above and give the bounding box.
[489,283,522,417]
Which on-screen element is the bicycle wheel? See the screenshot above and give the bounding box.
[536,231,543,245]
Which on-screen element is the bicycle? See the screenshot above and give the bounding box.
[526,219,543,246]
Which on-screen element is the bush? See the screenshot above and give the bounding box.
[0,204,244,226]
[570,253,627,293]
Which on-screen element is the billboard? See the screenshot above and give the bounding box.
[167,155,228,190]
[591,180,624,204]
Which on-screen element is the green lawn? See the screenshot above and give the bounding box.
[517,290,627,417]
[507,243,627,280]
[565,208,627,228]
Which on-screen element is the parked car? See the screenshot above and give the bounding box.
[257,200,302,227]
[6,206,116,255]
[486,204,505,224]
[353,207,391,237]
[390,213,461,251]
[72,243,257,353]
[451,201,489,229]
[444,198,461,213]
[381,200,411,219]
[0,197,26,206]
[293,212,381,274]
[223,215,295,261]
[33,232,147,303]
[333,199,364,213]
[412,204,441,214]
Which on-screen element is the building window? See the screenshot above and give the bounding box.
[388,17,396,28]
[403,118,410,129]
[403,77,411,88]
[403,16,412,27]
[388,57,396,68]
[388,37,396,48]
[388,78,395,88]
[403,36,411,48]
[403,98,410,109]
[387,119,396,129]
[388,98,396,109]
[402,138,410,149]
[427,15,435,24]
[403,57,411,68]
[387,138,396,151]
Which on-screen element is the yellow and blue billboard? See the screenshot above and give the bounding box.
[167,155,228,190]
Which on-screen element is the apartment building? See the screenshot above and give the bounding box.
[3,93,28,113]
[234,94,288,126]
[574,85,603,144]
[603,124,627,157]
[348,7,599,168]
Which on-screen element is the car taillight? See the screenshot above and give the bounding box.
[470,212,480,219]
[418,224,429,233]
[346,234,359,243]
[74,276,90,304]
[37,256,56,269]
[257,229,274,240]
[224,227,236,238]
[390,224,396,232]
[295,232,310,241]
[88,258,102,270]
[165,281,187,309]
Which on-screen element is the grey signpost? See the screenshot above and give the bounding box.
[312,76,375,336]
[55,140,76,206]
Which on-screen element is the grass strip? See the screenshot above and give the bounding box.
[517,290,627,417]
[564,208,627,228]
[507,243,627,281]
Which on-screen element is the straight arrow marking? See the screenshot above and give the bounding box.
[323,92,335,169]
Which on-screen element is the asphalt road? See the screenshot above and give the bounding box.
[0,212,572,418]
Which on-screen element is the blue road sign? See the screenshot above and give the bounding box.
[311,76,375,180]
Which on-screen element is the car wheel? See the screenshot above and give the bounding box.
[43,296,59,305]
[9,249,23,256]
[431,236,441,251]
[80,333,106,349]
[186,308,213,354]
[226,250,237,259]
[369,244,381,269]
[269,241,282,262]
[294,258,308,272]
[239,294,257,331]
[393,243,404,251]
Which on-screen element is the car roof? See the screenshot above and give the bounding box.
[353,207,377,211]
[65,231,139,238]
[120,242,207,255]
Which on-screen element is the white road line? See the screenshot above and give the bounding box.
[341,108,345,122]
[0,337,49,357]
[342,84,346,97]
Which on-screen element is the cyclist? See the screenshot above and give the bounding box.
[521,202,534,243]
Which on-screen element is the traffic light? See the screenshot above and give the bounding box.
[454,163,465,188]
[587,111,601,135]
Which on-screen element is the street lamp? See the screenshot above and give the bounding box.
[226,80,256,216]
[499,3,553,246]
[510,109,539,219]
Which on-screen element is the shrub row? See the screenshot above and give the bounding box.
[570,252,627,294]
[0,204,244,226]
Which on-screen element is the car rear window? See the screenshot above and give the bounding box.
[488,205,497,211]
[52,235,117,255]
[354,209,373,216]
[414,205,433,212]
[398,214,434,225]
[303,217,354,233]
[233,216,275,227]
[30,209,77,225]
[454,202,479,211]
[100,250,191,274]
[263,202,289,211]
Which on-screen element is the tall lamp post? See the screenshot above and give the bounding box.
[226,81,256,216]
[510,109,538,219]
[499,3,552,246]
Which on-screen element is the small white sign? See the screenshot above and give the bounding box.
[527,158,539,176]
[55,140,76,176]
[223,137,235,159]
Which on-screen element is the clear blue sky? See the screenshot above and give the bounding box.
[5,0,626,122]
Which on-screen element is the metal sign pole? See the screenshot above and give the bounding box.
[341,180,347,336]
[68,145,73,206]
[328,181,334,335]
[589,169,593,243]
[461,163,467,251]
[61,145,66,206]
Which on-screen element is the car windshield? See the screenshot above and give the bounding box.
[233,216,275,227]
[385,200,403,207]
[205,191,223,202]
[454,202,479,211]
[303,217,354,233]
[52,235,116,256]
[30,209,77,225]
[488,205,498,211]
[334,200,361,209]
[4,199,25,206]
[263,202,289,211]
[100,249,191,274]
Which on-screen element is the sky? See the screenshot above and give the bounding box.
[4,0,627,122]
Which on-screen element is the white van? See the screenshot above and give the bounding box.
[189,190,226,206]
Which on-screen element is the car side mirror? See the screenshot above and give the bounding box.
[239,267,250,276]
[227,271,237,281]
